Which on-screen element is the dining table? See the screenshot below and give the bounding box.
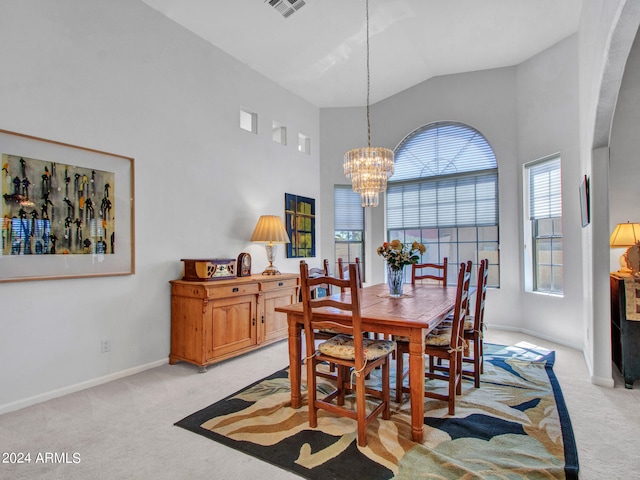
[275,281,459,443]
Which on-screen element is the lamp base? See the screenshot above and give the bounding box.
[261,244,282,275]
[261,266,281,275]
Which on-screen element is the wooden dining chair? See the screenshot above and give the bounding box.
[411,257,448,286]
[337,257,363,292]
[434,259,489,388]
[299,261,396,447]
[308,259,331,298]
[460,258,489,387]
[305,259,339,375]
[338,257,382,341]
[394,262,471,414]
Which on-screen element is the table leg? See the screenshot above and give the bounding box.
[288,315,302,408]
[408,329,425,443]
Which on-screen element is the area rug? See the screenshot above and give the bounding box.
[175,342,578,479]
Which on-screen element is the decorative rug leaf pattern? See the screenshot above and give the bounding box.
[175,343,578,480]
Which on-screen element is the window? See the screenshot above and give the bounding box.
[240,108,257,134]
[272,121,287,145]
[298,133,310,154]
[386,121,499,286]
[524,156,563,294]
[334,185,364,280]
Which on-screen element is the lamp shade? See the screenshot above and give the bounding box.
[250,215,290,244]
[610,222,640,247]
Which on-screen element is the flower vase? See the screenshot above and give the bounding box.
[387,265,404,298]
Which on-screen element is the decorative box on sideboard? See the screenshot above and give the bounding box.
[169,273,299,372]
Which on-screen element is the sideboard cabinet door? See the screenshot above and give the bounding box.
[261,278,299,343]
[206,294,257,361]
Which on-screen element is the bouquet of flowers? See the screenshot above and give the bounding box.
[377,239,426,271]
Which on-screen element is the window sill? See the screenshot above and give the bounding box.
[525,290,564,298]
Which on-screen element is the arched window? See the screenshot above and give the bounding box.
[386,121,499,286]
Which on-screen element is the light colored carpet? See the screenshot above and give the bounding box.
[0,329,638,479]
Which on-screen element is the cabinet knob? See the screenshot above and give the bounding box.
[232,287,239,293]
[252,317,256,326]
[278,282,284,286]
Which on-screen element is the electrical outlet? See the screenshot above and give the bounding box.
[101,339,111,353]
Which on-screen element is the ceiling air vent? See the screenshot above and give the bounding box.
[265,0,306,18]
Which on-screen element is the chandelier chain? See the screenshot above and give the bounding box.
[366,0,371,148]
[342,0,394,208]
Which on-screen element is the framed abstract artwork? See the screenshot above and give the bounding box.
[284,193,315,258]
[0,129,135,282]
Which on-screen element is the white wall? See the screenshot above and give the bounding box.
[610,29,640,254]
[577,0,640,385]
[516,35,583,348]
[0,0,320,412]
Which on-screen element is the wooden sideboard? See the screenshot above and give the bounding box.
[170,273,299,371]
[610,274,640,388]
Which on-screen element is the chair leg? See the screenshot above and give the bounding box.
[473,339,481,388]
[382,358,391,420]
[308,359,318,428]
[337,365,346,406]
[456,350,463,395]
[448,355,457,415]
[395,348,404,403]
[356,369,368,447]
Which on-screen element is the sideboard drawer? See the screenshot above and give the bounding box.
[260,278,299,291]
[205,283,260,298]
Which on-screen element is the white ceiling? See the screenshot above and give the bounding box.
[140,0,583,108]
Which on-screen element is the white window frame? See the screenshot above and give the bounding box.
[523,154,563,295]
[334,185,365,281]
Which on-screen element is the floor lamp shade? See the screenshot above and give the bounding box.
[250,215,291,275]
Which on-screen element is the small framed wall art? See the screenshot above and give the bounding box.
[579,174,590,227]
[284,193,315,258]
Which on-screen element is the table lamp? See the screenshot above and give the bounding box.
[610,222,640,274]
[250,215,291,275]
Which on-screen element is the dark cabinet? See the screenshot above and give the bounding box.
[610,274,640,388]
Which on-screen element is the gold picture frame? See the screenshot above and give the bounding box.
[0,129,135,282]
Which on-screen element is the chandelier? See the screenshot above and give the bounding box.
[343,0,394,208]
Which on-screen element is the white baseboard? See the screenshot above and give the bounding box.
[0,358,168,416]
[590,375,615,388]
[490,324,615,387]
[489,324,583,351]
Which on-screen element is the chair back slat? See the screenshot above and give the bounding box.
[412,257,448,286]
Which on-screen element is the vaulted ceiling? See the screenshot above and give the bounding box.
[140,0,583,108]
